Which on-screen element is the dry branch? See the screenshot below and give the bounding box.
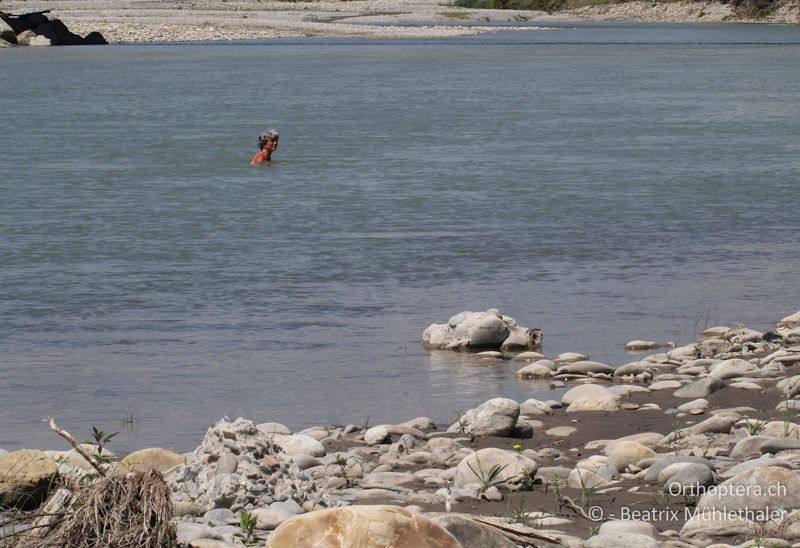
[15,470,174,548]
[46,417,107,477]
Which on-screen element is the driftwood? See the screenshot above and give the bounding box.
[16,471,174,548]
[0,419,173,548]
[0,8,106,45]
[430,512,562,546]
[558,495,593,520]
[23,488,74,539]
[46,417,108,477]
[469,515,563,545]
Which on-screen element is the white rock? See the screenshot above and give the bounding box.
[453,448,537,489]
[607,385,650,397]
[779,310,800,326]
[557,361,614,375]
[257,422,291,436]
[554,352,590,364]
[545,426,576,438]
[708,358,758,380]
[566,395,621,413]
[446,398,520,437]
[519,399,553,416]
[677,399,709,412]
[516,363,554,379]
[252,508,292,530]
[561,384,616,405]
[364,424,426,445]
[624,340,663,351]
[648,380,683,391]
[272,434,326,458]
[598,519,658,538]
[17,30,52,46]
[567,467,611,489]
[176,523,224,545]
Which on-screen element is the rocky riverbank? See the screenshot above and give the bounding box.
[2,308,800,546]
[0,0,797,45]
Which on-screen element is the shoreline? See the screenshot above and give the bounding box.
[2,0,798,44]
[3,309,800,546]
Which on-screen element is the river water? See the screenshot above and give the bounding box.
[1,22,799,452]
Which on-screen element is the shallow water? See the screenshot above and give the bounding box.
[1,23,799,452]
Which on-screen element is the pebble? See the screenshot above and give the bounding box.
[545,426,577,437]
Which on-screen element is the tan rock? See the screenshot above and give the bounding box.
[648,380,683,391]
[566,395,620,413]
[546,426,577,438]
[554,352,590,364]
[604,441,656,470]
[612,432,664,448]
[561,384,616,405]
[118,447,185,473]
[253,508,291,530]
[624,340,663,351]
[0,449,59,509]
[427,437,458,450]
[516,363,554,379]
[268,505,462,547]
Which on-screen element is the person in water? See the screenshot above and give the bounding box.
[251,130,279,165]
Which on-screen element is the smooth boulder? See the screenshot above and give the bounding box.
[0,449,58,510]
[118,447,184,473]
[708,358,758,380]
[272,434,326,457]
[561,384,617,405]
[447,398,520,438]
[604,441,655,470]
[453,448,537,489]
[422,309,541,352]
[566,395,620,413]
[556,361,614,376]
[268,505,462,548]
[673,377,725,399]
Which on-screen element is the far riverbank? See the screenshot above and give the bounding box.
[1,0,797,43]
